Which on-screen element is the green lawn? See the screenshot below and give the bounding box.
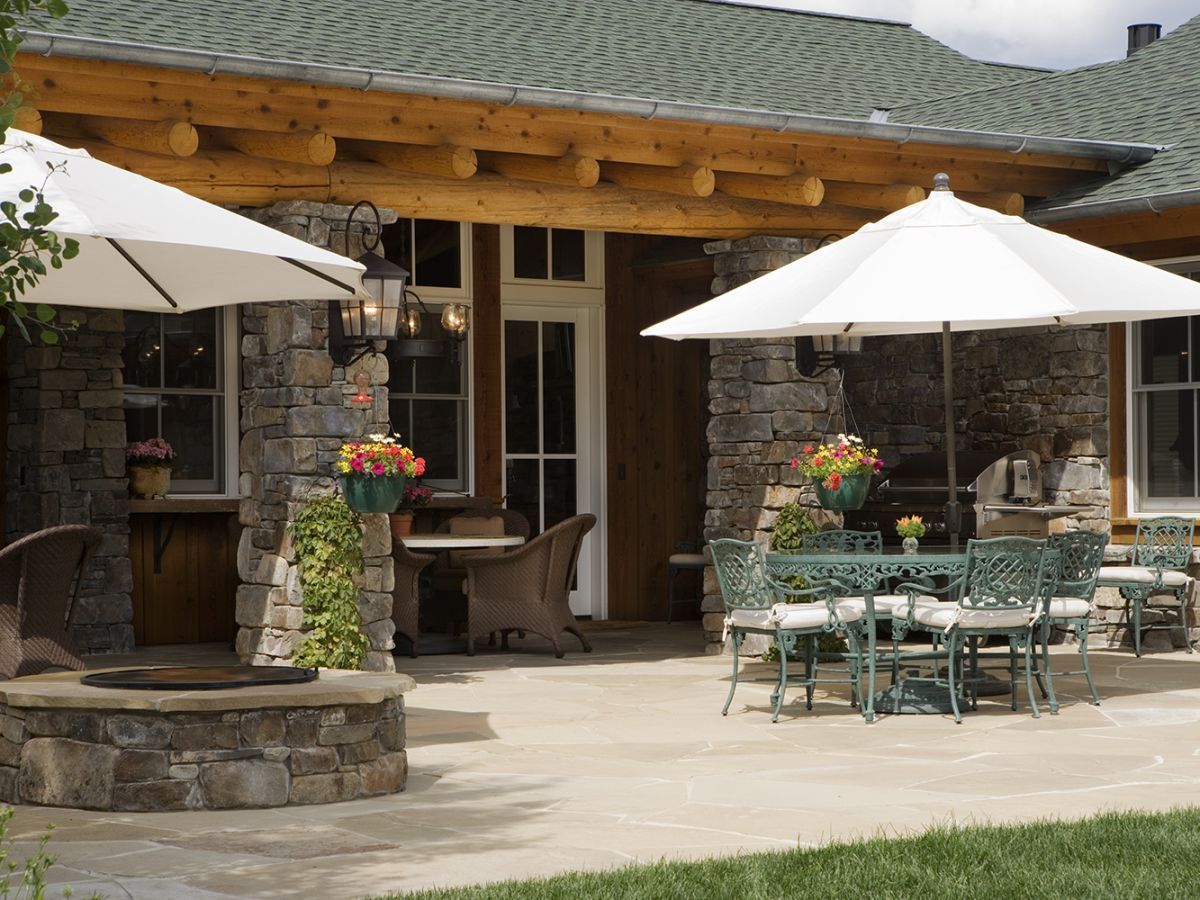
[378,807,1200,899]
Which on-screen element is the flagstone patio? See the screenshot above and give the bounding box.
[6,623,1200,899]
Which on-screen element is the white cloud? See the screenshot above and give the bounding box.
[737,0,1198,68]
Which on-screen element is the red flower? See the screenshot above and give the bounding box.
[812,456,824,467]
[825,472,843,490]
[789,458,800,469]
[802,445,814,454]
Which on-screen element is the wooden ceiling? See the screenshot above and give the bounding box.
[13,54,1114,239]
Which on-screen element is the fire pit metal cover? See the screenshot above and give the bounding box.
[81,666,319,691]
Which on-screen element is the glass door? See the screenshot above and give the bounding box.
[503,305,598,615]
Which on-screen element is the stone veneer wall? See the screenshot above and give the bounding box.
[4,308,133,654]
[234,202,399,672]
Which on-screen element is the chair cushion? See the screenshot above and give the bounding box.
[837,595,919,617]
[771,602,862,630]
[1047,598,1091,618]
[1097,565,1190,586]
[669,553,707,568]
[911,603,1033,631]
[449,516,506,567]
[727,607,773,629]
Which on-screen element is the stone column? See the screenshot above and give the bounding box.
[700,237,841,654]
[234,202,399,672]
[5,308,133,654]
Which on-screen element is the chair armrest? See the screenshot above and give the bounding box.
[893,575,965,621]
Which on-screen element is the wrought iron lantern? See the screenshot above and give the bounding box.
[794,234,863,377]
[329,200,408,365]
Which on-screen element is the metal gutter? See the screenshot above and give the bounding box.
[23,32,1162,166]
[1028,188,1200,224]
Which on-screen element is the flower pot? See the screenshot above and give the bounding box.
[902,536,920,555]
[389,512,415,539]
[339,475,407,514]
[813,472,870,510]
[128,465,171,499]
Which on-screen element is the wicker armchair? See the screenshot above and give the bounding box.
[0,525,100,679]
[391,540,435,658]
[431,507,532,595]
[464,514,595,658]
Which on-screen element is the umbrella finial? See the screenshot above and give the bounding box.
[933,173,951,192]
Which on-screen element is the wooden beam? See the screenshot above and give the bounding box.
[1051,204,1200,249]
[602,162,715,197]
[346,141,477,179]
[476,151,599,187]
[217,128,335,165]
[58,138,871,237]
[821,181,923,212]
[715,172,823,207]
[81,115,198,157]
[959,190,1024,215]
[12,106,41,134]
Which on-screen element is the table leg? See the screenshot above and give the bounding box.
[863,593,877,723]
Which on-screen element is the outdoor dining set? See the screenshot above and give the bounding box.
[710,516,1196,724]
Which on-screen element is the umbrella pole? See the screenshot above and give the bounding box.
[942,321,961,549]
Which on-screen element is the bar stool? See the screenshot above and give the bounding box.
[668,543,707,623]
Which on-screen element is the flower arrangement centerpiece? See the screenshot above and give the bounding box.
[335,434,426,514]
[896,515,926,554]
[389,483,434,538]
[789,433,883,511]
[125,437,176,499]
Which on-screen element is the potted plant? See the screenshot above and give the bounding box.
[125,437,176,499]
[789,434,883,510]
[335,434,426,514]
[390,483,433,539]
[896,515,926,554]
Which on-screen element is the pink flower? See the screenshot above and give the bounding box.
[833,451,843,460]
[351,458,364,472]
[789,458,800,470]
[371,462,385,475]
[874,459,885,471]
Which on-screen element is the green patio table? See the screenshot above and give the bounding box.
[767,547,968,722]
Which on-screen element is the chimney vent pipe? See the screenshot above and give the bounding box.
[1127,23,1162,56]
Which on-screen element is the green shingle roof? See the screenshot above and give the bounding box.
[892,15,1200,213]
[31,0,1032,121]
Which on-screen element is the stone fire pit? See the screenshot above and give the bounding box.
[0,668,414,811]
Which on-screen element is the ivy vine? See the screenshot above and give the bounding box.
[290,496,368,670]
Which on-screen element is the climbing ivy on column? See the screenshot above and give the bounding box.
[290,496,368,669]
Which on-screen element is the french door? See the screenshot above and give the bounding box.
[502,304,603,616]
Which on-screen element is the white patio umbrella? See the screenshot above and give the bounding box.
[1,129,367,310]
[643,175,1200,543]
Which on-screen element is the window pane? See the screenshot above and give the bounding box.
[122,311,162,388]
[164,310,219,390]
[513,226,548,279]
[388,398,413,454]
[411,399,466,483]
[123,393,159,444]
[162,394,219,487]
[542,322,576,453]
[506,458,541,534]
[1140,317,1188,385]
[382,219,413,275]
[551,228,586,281]
[413,219,461,288]
[543,459,577,530]
[387,355,415,394]
[505,320,540,453]
[1144,390,1195,497]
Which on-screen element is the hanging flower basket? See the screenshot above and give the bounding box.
[335,435,426,514]
[340,475,408,513]
[812,471,870,510]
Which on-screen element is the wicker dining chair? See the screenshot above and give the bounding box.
[391,540,435,658]
[0,525,101,679]
[463,513,595,658]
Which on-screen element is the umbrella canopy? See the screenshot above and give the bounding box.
[643,179,1200,544]
[643,184,1200,340]
[1,129,367,310]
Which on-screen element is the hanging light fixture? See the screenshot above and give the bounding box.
[440,303,470,342]
[329,200,408,365]
[793,234,863,377]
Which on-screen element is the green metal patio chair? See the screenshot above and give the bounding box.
[894,537,1055,724]
[1096,516,1194,656]
[709,538,862,722]
[1035,530,1106,710]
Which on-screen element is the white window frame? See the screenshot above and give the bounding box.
[1128,256,1200,515]
[500,227,604,300]
[390,219,472,302]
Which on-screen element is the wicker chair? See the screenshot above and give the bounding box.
[431,507,532,595]
[391,540,435,658]
[463,514,595,658]
[0,525,100,679]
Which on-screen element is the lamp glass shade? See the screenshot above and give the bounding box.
[440,302,470,340]
[340,252,408,341]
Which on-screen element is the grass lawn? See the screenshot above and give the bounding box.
[379,807,1200,899]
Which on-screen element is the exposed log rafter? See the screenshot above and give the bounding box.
[347,140,477,179]
[602,162,715,198]
[81,115,198,157]
[216,127,336,166]
[477,151,599,187]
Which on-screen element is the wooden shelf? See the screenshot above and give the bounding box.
[129,498,241,514]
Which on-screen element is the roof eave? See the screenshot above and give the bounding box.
[1028,188,1200,224]
[22,31,1161,166]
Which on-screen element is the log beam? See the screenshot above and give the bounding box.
[217,128,336,165]
[346,141,477,179]
[602,162,715,197]
[821,182,924,212]
[958,190,1025,215]
[477,151,599,187]
[715,172,824,207]
[80,116,198,157]
[12,106,41,134]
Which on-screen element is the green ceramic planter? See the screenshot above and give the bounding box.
[813,472,870,510]
[339,475,407,514]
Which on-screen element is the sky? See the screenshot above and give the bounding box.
[741,1,1198,69]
